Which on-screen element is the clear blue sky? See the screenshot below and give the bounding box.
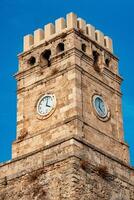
[0,0,134,165]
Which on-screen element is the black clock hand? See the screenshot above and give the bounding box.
[46,97,51,107]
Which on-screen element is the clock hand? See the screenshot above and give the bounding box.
[46,97,51,107]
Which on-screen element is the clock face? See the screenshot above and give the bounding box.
[37,94,56,116]
[93,95,108,118]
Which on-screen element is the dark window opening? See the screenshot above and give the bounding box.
[57,43,65,53]
[81,43,86,52]
[93,51,100,72]
[28,56,36,66]
[40,49,51,67]
[93,51,99,65]
[105,58,110,67]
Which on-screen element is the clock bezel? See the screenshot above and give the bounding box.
[92,94,110,121]
[36,93,56,120]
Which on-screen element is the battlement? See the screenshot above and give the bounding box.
[23,12,113,53]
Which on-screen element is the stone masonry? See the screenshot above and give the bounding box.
[0,12,134,199]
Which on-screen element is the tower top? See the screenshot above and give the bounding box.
[23,12,113,53]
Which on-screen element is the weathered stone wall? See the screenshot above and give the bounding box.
[0,139,134,199]
[71,158,134,200]
[76,67,129,162]
[0,158,74,200]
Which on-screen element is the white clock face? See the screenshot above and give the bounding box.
[37,94,56,116]
[93,95,108,118]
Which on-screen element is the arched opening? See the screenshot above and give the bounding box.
[92,51,100,72]
[28,56,36,66]
[56,43,65,53]
[81,43,86,52]
[40,49,51,67]
[93,51,99,65]
[105,58,110,67]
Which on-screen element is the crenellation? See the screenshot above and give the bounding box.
[24,34,34,51]
[44,23,55,40]
[34,28,44,44]
[86,24,96,40]
[104,36,113,52]
[66,12,77,29]
[77,18,86,33]
[55,17,66,33]
[23,12,113,53]
[95,30,105,47]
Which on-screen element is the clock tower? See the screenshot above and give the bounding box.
[0,12,134,199]
[12,12,129,163]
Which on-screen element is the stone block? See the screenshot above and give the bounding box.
[23,34,34,51]
[77,18,86,33]
[34,28,44,44]
[55,18,66,33]
[95,30,104,46]
[66,12,77,29]
[44,23,55,40]
[86,24,95,40]
[104,36,113,52]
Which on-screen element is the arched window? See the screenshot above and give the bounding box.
[56,43,64,53]
[93,51,99,66]
[92,51,100,72]
[81,43,86,52]
[28,56,36,66]
[40,49,51,67]
[105,58,110,67]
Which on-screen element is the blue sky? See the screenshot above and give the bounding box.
[0,0,134,165]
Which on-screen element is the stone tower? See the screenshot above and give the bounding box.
[0,12,134,199]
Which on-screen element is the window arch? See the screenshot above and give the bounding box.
[40,49,51,67]
[92,51,100,72]
[81,43,87,52]
[27,56,36,66]
[93,51,99,65]
[56,43,65,53]
[105,58,110,67]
